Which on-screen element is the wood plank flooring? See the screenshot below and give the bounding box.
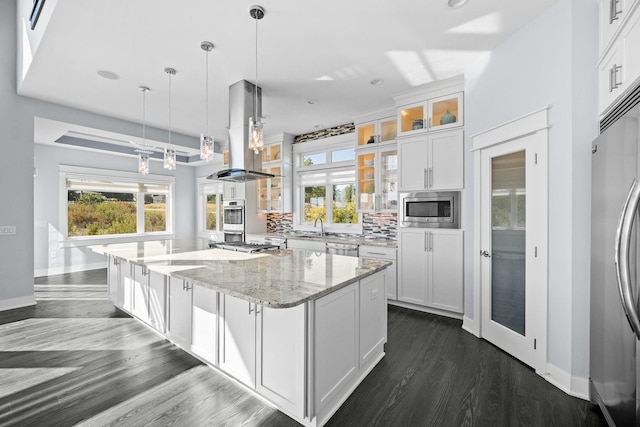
[0,269,606,426]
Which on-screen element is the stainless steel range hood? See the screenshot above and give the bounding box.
[208,80,274,182]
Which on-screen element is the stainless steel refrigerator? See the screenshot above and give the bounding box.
[591,103,640,427]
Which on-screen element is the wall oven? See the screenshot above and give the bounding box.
[400,191,460,228]
[223,199,245,242]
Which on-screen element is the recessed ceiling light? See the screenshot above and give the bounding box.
[97,70,119,80]
[370,78,384,86]
[306,98,319,105]
[447,0,468,8]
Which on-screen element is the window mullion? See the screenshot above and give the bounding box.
[137,191,145,233]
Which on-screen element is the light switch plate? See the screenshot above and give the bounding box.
[0,226,16,235]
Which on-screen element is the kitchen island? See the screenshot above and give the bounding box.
[90,239,390,427]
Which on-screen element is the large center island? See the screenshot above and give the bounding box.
[91,239,391,427]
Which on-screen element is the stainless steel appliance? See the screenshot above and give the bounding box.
[400,191,460,228]
[325,242,359,256]
[223,199,245,242]
[590,103,640,427]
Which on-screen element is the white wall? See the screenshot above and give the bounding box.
[33,143,196,276]
[463,0,597,391]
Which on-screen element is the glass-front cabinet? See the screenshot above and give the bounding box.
[397,91,463,136]
[256,134,294,213]
[357,116,397,146]
[356,144,398,212]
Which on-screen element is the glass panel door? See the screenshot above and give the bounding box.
[491,150,526,335]
[380,150,398,210]
[270,166,282,211]
[357,152,376,211]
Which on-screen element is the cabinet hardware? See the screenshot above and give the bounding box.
[429,232,433,252]
[249,302,254,314]
[609,64,623,92]
[428,117,432,129]
[424,168,428,188]
[428,168,433,189]
[610,0,622,24]
[367,252,386,256]
[424,232,428,251]
[256,305,261,314]
[480,250,491,258]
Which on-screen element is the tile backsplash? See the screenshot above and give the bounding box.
[266,212,397,240]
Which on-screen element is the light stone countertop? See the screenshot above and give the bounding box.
[248,232,398,248]
[90,239,391,308]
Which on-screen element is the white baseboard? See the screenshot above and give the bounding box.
[387,300,463,320]
[543,363,589,400]
[0,295,36,312]
[34,261,107,278]
[462,315,479,337]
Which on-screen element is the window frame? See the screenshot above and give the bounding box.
[59,165,175,247]
[293,134,361,233]
[196,177,224,238]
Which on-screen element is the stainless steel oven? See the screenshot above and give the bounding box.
[223,199,245,241]
[400,191,460,228]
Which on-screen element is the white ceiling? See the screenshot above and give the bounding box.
[20,0,558,147]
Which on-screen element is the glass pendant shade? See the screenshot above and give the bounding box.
[248,116,264,154]
[200,134,214,162]
[139,153,150,175]
[164,148,176,170]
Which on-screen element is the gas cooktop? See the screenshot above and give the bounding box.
[210,241,280,253]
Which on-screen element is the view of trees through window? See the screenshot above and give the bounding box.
[68,190,166,236]
[206,194,219,230]
[304,184,357,224]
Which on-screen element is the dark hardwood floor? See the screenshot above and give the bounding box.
[0,269,606,426]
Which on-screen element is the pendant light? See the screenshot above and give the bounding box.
[164,67,177,170]
[248,5,265,154]
[200,41,214,162]
[137,86,152,175]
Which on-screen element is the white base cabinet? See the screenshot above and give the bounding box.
[108,260,387,427]
[398,229,463,314]
[359,245,397,300]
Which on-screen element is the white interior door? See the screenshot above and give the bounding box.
[479,131,547,373]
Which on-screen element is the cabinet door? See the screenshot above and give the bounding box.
[314,282,359,414]
[398,230,428,305]
[132,264,150,323]
[359,271,387,368]
[359,246,397,300]
[256,304,305,418]
[357,121,377,146]
[148,270,166,333]
[429,129,464,190]
[224,182,245,200]
[191,284,218,365]
[600,0,626,52]
[427,92,463,131]
[121,261,133,311]
[357,150,376,211]
[428,230,463,313]
[167,277,192,348]
[379,148,398,211]
[107,256,119,303]
[286,239,326,252]
[622,4,640,93]
[599,38,624,114]
[398,135,428,191]
[219,294,256,387]
[379,117,397,143]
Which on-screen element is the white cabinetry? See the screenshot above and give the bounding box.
[358,272,387,368]
[132,264,150,323]
[398,129,464,192]
[356,144,398,212]
[397,92,463,136]
[257,133,294,213]
[191,284,218,364]
[599,0,640,114]
[359,245,397,300]
[107,256,119,303]
[398,229,463,314]
[121,261,133,311]
[219,294,256,386]
[167,277,192,349]
[224,182,245,200]
[286,238,326,252]
[314,280,359,415]
[355,115,397,146]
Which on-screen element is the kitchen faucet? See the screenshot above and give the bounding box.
[314,216,325,236]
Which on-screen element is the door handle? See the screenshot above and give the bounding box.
[610,0,622,23]
[424,168,428,189]
[480,250,491,258]
[615,179,640,339]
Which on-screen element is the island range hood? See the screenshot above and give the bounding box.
[208,80,274,182]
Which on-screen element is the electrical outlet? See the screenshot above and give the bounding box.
[371,289,378,300]
[0,226,16,235]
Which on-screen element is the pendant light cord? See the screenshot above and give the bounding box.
[254,10,258,120]
[205,48,209,135]
[168,71,172,147]
[142,90,146,148]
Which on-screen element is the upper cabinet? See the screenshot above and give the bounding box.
[257,133,294,213]
[357,117,397,146]
[598,0,640,115]
[397,92,463,136]
[356,144,398,212]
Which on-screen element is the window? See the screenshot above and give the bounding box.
[60,166,174,244]
[197,179,224,236]
[294,135,359,231]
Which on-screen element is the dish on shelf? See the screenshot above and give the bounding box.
[364,159,374,166]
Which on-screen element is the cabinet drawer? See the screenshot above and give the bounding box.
[599,39,624,114]
[358,245,396,260]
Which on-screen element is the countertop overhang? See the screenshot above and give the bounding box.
[90,239,391,308]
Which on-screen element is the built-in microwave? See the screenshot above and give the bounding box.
[400,191,460,228]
